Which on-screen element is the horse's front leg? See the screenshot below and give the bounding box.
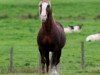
[51,50,61,75]
[45,51,49,73]
[41,56,46,73]
[39,48,46,74]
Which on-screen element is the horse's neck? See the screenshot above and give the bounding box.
[42,13,55,33]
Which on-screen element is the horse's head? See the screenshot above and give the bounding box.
[39,0,51,22]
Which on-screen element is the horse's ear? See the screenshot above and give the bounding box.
[41,0,51,1]
[47,0,50,1]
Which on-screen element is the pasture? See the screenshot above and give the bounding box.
[0,0,100,75]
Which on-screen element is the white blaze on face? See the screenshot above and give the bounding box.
[40,2,48,22]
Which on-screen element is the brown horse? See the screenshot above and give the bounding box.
[37,0,66,74]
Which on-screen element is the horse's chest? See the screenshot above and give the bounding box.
[42,36,52,45]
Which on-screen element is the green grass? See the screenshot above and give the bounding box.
[0,0,100,75]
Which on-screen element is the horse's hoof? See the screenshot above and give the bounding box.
[51,70,59,75]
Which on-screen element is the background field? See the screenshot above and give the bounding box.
[0,0,100,75]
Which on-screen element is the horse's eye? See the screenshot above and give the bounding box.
[47,5,50,8]
[47,5,50,11]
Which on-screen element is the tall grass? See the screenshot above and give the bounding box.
[0,0,100,75]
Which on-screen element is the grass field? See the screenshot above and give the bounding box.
[0,0,100,75]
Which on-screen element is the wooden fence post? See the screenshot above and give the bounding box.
[8,47,13,72]
[81,41,85,70]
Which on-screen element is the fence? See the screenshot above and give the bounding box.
[5,41,85,73]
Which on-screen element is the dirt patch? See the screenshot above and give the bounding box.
[74,15,86,21]
[58,15,86,21]
[19,13,39,20]
[0,67,38,74]
[58,16,67,20]
[0,14,9,19]
[94,14,100,20]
